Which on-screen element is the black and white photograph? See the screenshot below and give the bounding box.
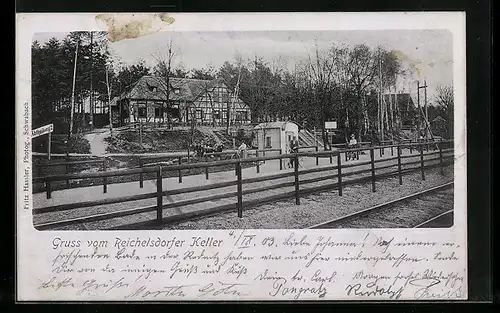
[31,29,455,231]
[17,12,470,302]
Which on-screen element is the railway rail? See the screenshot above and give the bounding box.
[308,181,454,229]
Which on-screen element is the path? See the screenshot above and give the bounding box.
[84,129,110,156]
[32,147,452,230]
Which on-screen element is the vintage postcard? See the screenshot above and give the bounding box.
[16,12,467,301]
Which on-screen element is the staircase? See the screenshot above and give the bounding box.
[299,129,324,147]
[197,127,222,144]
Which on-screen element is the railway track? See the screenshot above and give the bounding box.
[308,181,454,229]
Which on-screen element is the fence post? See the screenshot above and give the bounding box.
[397,144,402,185]
[139,158,144,188]
[205,155,209,180]
[410,140,413,154]
[65,163,70,188]
[337,152,342,196]
[46,179,51,199]
[279,149,283,170]
[294,154,300,205]
[345,144,348,162]
[315,146,319,165]
[356,145,360,160]
[370,148,376,192]
[329,150,333,164]
[420,143,425,181]
[263,150,266,164]
[102,158,107,194]
[379,144,383,157]
[391,142,394,156]
[178,157,182,183]
[256,151,260,173]
[236,160,243,218]
[439,143,444,175]
[156,166,163,222]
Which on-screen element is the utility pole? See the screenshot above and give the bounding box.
[424,79,428,137]
[379,50,384,142]
[69,39,79,136]
[417,80,420,134]
[106,63,113,137]
[417,80,428,137]
[89,32,94,130]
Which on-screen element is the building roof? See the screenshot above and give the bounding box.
[117,76,221,102]
[254,121,298,130]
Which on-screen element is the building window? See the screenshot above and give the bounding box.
[214,110,220,119]
[196,110,202,120]
[236,111,247,122]
[167,107,180,119]
[138,107,147,118]
[174,88,180,94]
[266,136,272,148]
[154,107,161,117]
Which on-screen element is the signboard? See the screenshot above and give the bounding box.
[325,121,337,129]
[32,124,54,138]
[31,124,54,160]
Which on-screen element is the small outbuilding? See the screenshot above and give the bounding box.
[253,121,299,153]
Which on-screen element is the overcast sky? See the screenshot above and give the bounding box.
[34,30,453,104]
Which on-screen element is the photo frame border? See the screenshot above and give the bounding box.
[11,0,493,309]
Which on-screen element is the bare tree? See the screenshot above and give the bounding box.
[152,39,176,129]
[435,85,454,138]
[306,43,339,149]
[347,44,377,142]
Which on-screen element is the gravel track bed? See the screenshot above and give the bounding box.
[163,165,454,230]
[335,189,454,229]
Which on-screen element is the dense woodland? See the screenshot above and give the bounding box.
[32,32,454,143]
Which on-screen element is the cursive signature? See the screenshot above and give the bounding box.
[269,278,327,300]
[76,277,129,296]
[345,281,405,300]
[197,281,248,298]
[125,284,196,299]
[38,276,76,291]
[410,278,463,299]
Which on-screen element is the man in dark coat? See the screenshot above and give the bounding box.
[288,135,299,168]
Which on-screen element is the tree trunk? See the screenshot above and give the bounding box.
[89,32,94,129]
[67,39,79,156]
[357,89,362,142]
[105,65,113,137]
[362,94,369,135]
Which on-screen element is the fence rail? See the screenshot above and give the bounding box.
[33,140,455,230]
[34,140,454,198]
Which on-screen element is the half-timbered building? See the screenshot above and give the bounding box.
[112,76,251,127]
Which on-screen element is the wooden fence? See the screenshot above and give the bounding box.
[34,157,108,190]
[33,140,454,230]
[33,139,452,199]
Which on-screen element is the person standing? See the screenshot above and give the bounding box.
[288,135,299,168]
[238,141,248,159]
[347,134,358,160]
